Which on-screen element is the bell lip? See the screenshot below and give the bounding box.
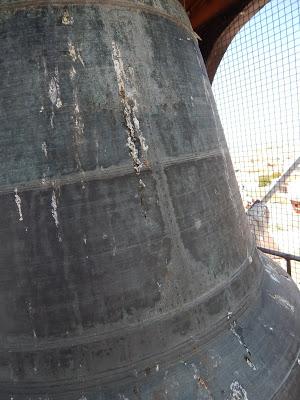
[0,247,263,379]
[2,252,300,399]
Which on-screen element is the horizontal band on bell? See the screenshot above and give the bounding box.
[0,239,259,353]
[0,0,198,40]
[0,147,227,195]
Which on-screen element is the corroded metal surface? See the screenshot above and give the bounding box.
[0,1,299,399]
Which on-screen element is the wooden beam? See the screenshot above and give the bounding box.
[181,0,239,29]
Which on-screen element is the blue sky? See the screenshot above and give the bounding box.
[212,0,300,156]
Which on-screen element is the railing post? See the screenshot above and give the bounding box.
[287,259,292,276]
[257,246,300,278]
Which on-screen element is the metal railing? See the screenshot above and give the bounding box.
[258,247,300,277]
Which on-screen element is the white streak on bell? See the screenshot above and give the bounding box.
[51,190,59,228]
[229,381,248,400]
[68,41,85,66]
[48,68,63,109]
[70,66,77,80]
[41,142,48,158]
[111,42,149,174]
[14,188,23,222]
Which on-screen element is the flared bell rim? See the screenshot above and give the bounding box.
[2,252,300,400]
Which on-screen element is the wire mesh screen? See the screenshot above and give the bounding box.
[212,0,300,285]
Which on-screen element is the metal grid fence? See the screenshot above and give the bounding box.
[212,0,300,285]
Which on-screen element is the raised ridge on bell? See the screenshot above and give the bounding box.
[0,1,299,399]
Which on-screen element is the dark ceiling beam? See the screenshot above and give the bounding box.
[180,0,239,29]
[205,0,269,81]
[190,0,238,30]
[180,0,269,82]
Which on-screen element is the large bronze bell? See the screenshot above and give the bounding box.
[0,1,299,399]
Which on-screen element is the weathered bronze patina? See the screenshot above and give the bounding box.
[0,1,299,399]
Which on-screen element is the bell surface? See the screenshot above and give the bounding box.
[0,1,299,399]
